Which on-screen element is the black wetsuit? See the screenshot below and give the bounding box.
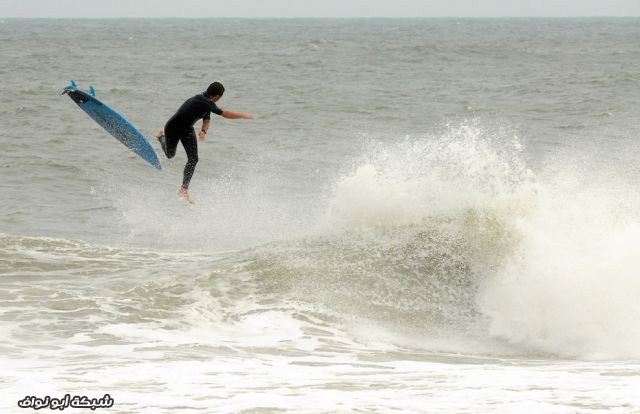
[159,93,224,188]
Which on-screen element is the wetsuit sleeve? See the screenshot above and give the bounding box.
[208,102,224,117]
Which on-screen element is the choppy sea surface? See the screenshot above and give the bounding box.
[2,18,640,413]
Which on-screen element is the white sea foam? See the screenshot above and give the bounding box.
[319,123,640,359]
[323,123,533,230]
[479,175,640,359]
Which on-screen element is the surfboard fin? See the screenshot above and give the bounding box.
[61,80,78,95]
[89,86,96,97]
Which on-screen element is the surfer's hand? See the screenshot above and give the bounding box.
[197,130,206,141]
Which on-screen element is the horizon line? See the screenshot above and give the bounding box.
[2,15,640,19]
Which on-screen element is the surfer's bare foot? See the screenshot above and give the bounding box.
[155,129,165,139]
[178,187,194,205]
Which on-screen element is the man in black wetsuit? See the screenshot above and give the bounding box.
[157,82,253,204]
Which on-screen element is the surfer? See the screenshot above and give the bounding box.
[157,82,253,204]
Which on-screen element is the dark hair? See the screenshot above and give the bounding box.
[206,82,225,97]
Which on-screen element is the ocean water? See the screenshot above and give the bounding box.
[2,18,640,413]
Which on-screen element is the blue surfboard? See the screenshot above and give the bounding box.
[62,81,161,170]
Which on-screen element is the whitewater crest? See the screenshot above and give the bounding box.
[323,123,535,231]
[280,123,640,359]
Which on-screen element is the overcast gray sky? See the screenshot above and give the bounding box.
[1,0,639,18]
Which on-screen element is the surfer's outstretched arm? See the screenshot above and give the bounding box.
[222,110,254,120]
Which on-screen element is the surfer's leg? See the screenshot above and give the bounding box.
[180,129,199,189]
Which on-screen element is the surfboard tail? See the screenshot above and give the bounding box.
[61,80,77,94]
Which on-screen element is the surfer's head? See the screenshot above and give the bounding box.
[206,82,225,101]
